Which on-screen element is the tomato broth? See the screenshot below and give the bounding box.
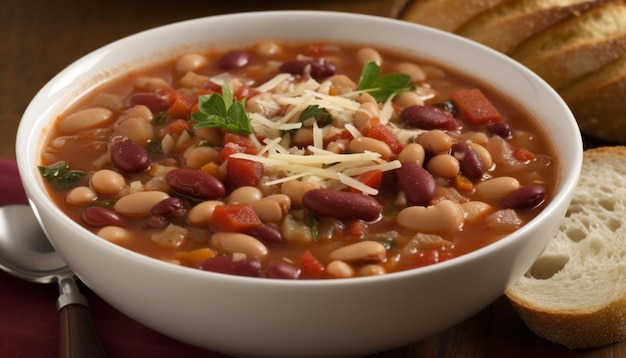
[39,41,558,279]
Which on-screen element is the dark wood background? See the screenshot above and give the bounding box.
[0,1,619,357]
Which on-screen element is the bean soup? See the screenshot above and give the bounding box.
[38,41,558,279]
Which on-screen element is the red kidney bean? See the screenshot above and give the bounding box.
[219,50,250,70]
[245,223,285,245]
[129,93,169,114]
[451,143,484,179]
[166,168,225,200]
[81,206,126,227]
[110,138,151,173]
[401,105,459,130]
[265,261,301,279]
[302,189,381,222]
[151,197,185,219]
[487,122,511,138]
[197,255,262,277]
[395,162,436,206]
[279,58,337,79]
[500,185,546,210]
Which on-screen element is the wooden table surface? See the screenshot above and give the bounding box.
[0,1,620,357]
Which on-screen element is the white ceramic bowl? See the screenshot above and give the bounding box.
[16,11,582,358]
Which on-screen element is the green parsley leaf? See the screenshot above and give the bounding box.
[38,162,86,190]
[298,105,332,126]
[192,84,252,134]
[356,61,411,102]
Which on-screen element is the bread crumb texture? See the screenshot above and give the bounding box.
[506,146,626,348]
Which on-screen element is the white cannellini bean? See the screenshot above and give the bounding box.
[58,107,113,134]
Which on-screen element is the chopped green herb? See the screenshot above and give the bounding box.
[192,84,252,134]
[356,61,411,102]
[155,111,168,124]
[38,162,86,190]
[298,105,332,126]
[304,211,319,242]
[145,139,163,155]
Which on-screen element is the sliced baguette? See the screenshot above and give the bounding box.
[456,0,610,54]
[558,53,626,143]
[396,0,511,32]
[506,146,626,349]
[510,0,626,89]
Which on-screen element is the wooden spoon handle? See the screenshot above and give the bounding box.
[58,304,107,358]
[57,276,106,358]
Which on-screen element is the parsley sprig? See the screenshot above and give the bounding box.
[356,61,411,102]
[298,104,332,126]
[38,162,86,190]
[192,84,252,134]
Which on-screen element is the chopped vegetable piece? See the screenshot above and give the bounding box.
[514,146,536,161]
[226,157,264,189]
[167,93,195,119]
[175,248,216,267]
[352,170,383,192]
[361,122,404,153]
[299,250,324,277]
[450,88,502,125]
[212,204,262,232]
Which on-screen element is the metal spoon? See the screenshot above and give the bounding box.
[0,205,106,358]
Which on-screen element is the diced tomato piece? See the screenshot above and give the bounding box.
[361,122,404,153]
[450,88,502,125]
[234,86,261,101]
[344,220,368,240]
[166,119,189,135]
[211,203,262,232]
[216,142,244,164]
[513,146,536,161]
[167,93,195,119]
[223,133,259,154]
[299,250,324,277]
[351,170,383,193]
[225,157,264,189]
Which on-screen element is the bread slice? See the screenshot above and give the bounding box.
[396,0,511,32]
[510,0,626,89]
[456,0,610,54]
[506,146,626,349]
[558,54,626,143]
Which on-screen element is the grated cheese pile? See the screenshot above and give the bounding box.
[219,71,427,196]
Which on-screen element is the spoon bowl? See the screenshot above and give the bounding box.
[0,205,70,282]
[0,205,105,358]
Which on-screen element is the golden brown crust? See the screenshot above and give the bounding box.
[559,54,626,143]
[397,0,511,32]
[456,0,610,54]
[395,0,626,144]
[506,293,626,349]
[510,1,626,89]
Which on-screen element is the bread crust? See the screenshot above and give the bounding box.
[397,0,511,32]
[559,54,626,143]
[506,146,626,348]
[456,0,611,54]
[511,0,626,89]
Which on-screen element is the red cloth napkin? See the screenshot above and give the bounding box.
[0,159,227,358]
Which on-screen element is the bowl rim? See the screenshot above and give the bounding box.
[15,10,583,286]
